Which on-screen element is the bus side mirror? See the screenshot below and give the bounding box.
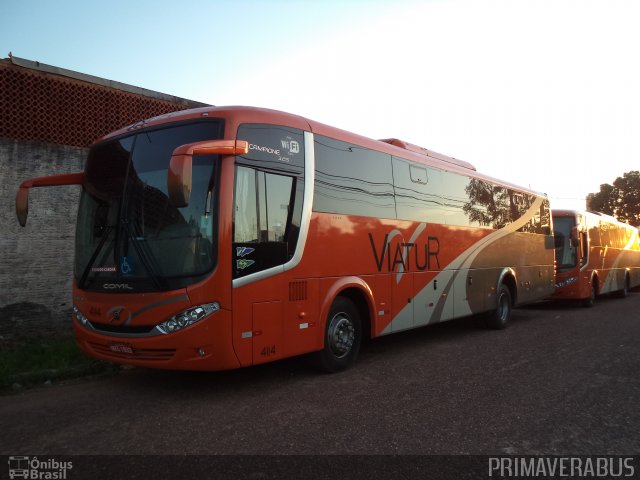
[16,187,29,227]
[168,153,192,208]
[16,173,84,227]
[570,226,580,248]
[168,140,249,207]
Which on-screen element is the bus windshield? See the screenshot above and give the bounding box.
[553,216,577,271]
[74,120,224,292]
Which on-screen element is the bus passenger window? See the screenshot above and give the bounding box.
[392,157,445,224]
[314,136,395,219]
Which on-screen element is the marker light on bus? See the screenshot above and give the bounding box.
[156,303,220,334]
[73,305,89,326]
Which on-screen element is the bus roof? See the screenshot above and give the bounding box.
[553,209,636,229]
[378,138,476,171]
[101,105,546,199]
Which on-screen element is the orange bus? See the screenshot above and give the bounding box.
[16,106,555,372]
[552,209,640,306]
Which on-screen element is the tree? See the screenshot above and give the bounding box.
[586,171,640,227]
[586,183,615,216]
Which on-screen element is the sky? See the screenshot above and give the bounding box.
[2,0,639,210]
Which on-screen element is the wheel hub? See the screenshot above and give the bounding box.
[328,313,355,358]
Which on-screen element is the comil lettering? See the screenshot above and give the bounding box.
[103,283,134,290]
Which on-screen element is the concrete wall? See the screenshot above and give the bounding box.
[1,138,86,342]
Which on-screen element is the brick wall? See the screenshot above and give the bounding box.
[0,57,205,147]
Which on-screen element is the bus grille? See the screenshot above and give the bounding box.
[87,342,176,361]
[289,281,308,301]
[87,321,156,335]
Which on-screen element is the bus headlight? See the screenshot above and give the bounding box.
[73,305,89,326]
[155,302,220,334]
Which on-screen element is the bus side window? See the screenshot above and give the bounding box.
[233,165,295,278]
[257,170,292,243]
[234,166,259,243]
[392,157,445,224]
[313,136,395,219]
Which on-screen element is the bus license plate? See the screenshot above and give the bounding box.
[110,343,134,355]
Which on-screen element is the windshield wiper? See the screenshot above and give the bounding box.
[78,226,115,289]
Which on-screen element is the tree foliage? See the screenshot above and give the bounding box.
[586,171,640,226]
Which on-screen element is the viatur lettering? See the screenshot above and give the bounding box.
[369,233,440,273]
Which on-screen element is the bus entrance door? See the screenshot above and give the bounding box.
[251,301,284,365]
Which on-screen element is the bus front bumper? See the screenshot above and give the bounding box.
[73,308,241,371]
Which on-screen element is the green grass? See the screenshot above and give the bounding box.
[0,338,117,392]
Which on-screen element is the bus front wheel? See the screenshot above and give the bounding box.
[582,281,597,307]
[313,296,362,373]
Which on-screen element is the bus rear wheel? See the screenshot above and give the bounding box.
[313,296,362,373]
[485,284,512,329]
[615,274,630,298]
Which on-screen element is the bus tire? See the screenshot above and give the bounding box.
[485,284,512,330]
[615,274,630,298]
[313,296,362,373]
[582,280,596,308]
